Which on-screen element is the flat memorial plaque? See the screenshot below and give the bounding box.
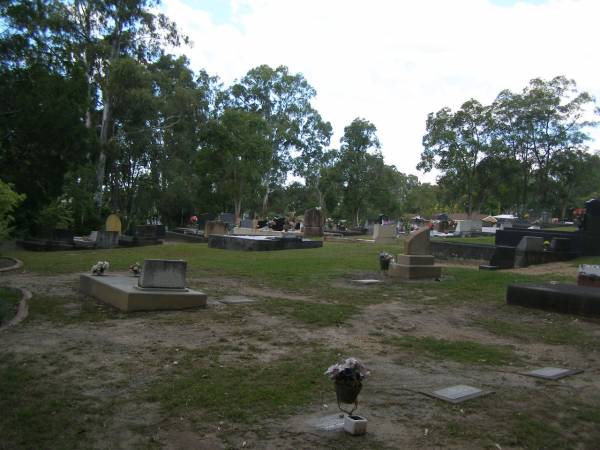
[427,384,492,403]
[523,367,583,380]
[352,279,383,285]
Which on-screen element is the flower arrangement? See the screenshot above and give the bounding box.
[379,251,394,271]
[326,357,370,409]
[543,240,550,251]
[128,262,142,276]
[91,261,109,275]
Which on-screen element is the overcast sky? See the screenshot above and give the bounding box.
[161,0,599,183]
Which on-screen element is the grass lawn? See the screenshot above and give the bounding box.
[0,286,21,324]
[1,241,599,449]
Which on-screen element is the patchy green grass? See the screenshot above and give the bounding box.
[27,294,126,324]
[0,353,110,450]
[385,336,519,366]
[148,346,337,423]
[258,298,359,327]
[475,316,599,348]
[0,286,21,324]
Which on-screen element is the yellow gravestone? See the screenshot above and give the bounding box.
[105,214,122,234]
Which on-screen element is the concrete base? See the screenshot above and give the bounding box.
[396,254,435,265]
[506,283,600,317]
[80,274,207,312]
[388,263,442,279]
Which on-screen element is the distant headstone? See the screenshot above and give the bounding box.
[96,230,119,249]
[105,214,122,234]
[138,259,186,289]
[219,212,236,225]
[240,218,256,229]
[584,198,600,232]
[389,227,441,280]
[514,236,544,268]
[304,208,324,237]
[205,220,227,236]
[404,227,432,255]
[373,224,396,243]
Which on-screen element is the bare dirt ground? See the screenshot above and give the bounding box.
[1,266,600,449]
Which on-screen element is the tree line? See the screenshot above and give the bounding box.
[1,1,599,238]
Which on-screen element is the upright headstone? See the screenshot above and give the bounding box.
[514,236,545,268]
[96,230,119,248]
[583,198,600,256]
[105,214,122,234]
[304,208,324,237]
[388,227,441,279]
[373,224,396,243]
[138,259,187,289]
[205,220,228,236]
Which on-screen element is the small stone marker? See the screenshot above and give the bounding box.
[138,259,186,289]
[352,279,383,285]
[105,214,122,234]
[427,385,492,403]
[523,367,583,380]
[219,295,257,305]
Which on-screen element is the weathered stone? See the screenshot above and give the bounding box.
[428,385,491,403]
[205,220,227,236]
[304,208,323,237]
[373,224,396,243]
[138,259,186,289]
[105,213,122,234]
[516,236,544,252]
[404,227,431,255]
[95,230,119,249]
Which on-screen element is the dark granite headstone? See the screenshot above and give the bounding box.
[51,229,74,243]
[219,212,236,225]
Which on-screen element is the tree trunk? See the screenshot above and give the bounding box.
[234,197,242,227]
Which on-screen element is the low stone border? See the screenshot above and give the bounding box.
[0,288,31,331]
[0,257,23,273]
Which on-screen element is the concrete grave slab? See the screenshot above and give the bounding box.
[506,283,600,317]
[523,367,583,380]
[426,385,492,403]
[80,274,206,312]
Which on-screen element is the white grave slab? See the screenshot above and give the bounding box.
[523,367,583,380]
[428,384,492,403]
[352,279,383,285]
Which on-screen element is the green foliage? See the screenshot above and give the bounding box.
[35,198,74,232]
[0,180,25,239]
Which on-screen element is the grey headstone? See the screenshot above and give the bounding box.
[516,236,544,252]
[428,385,491,403]
[523,367,583,380]
[138,259,186,289]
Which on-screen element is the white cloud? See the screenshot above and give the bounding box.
[162,0,600,183]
